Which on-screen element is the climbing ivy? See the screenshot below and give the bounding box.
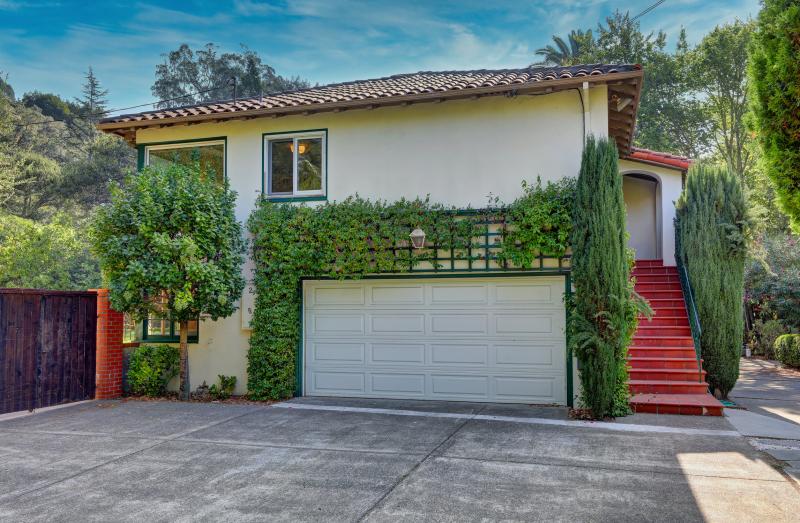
[247,181,575,400]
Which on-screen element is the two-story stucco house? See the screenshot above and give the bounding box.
[99,63,712,413]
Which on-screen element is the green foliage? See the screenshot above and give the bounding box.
[0,213,100,289]
[745,234,800,330]
[676,164,751,397]
[152,43,309,109]
[247,184,576,400]
[748,0,800,232]
[91,162,245,399]
[209,374,237,400]
[748,318,788,359]
[127,344,180,397]
[534,30,595,65]
[499,178,575,268]
[774,334,800,368]
[569,135,637,418]
[90,162,246,322]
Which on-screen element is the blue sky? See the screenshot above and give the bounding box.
[0,0,759,113]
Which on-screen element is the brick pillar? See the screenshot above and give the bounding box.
[94,289,124,399]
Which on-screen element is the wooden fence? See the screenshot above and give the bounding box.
[0,289,97,414]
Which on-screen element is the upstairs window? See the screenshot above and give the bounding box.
[144,139,225,183]
[264,131,326,199]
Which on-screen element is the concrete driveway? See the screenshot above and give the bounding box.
[0,398,798,522]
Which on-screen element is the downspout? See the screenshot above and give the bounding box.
[582,81,591,139]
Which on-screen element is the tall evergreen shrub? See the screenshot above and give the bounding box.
[676,164,750,397]
[570,136,633,418]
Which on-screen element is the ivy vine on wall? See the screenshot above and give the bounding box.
[246,178,576,400]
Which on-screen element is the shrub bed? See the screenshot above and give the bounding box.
[127,344,180,397]
[775,335,800,368]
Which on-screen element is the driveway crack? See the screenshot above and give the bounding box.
[355,404,488,522]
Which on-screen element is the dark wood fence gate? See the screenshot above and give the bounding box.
[0,289,97,415]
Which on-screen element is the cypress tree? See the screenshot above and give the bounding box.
[570,136,631,418]
[676,164,750,397]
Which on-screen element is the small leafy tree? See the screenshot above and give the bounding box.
[91,163,245,400]
[748,0,800,232]
[570,135,637,418]
[676,164,750,397]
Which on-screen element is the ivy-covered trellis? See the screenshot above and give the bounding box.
[246,178,576,399]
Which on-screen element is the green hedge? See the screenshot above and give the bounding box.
[127,344,180,397]
[775,335,800,368]
[570,135,646,418]
[676,164,751,398]
[246,181,576,400]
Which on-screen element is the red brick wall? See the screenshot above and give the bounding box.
[94,289,127,399]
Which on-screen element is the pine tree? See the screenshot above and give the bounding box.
[76,67,108,122]
[676,164,750,397]
[570,136,632,418]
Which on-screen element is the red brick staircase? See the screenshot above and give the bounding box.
[629,260,724,416]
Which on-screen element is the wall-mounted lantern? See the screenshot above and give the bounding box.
[409,228,426,249]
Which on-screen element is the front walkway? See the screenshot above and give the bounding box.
[728,358,800,482]
[1,397,798,521]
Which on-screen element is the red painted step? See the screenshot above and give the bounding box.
[629,347,698,358]
[634,274,681,283]
[629,259,723,416]
[630,394,723,416]
[636,327,692,337]
[641,316,690,327]
[633,335,695,347]
[629,380,710,394]
[628,356,703,370]
[629,368,706,381]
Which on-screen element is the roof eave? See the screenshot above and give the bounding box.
[97,70,644,148]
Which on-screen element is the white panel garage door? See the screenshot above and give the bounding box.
[303,277,567,404]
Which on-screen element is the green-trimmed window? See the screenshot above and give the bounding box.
[265,131,326,198]
[141,294,199,343]
[145,140,225,183]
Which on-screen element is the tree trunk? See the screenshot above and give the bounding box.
[179,320,190,401]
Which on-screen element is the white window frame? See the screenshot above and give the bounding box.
[264,131,327,199]
[144,139,226,179]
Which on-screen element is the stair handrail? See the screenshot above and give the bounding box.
[674,218,703,382]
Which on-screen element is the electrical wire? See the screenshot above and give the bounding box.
[631,0,667,21]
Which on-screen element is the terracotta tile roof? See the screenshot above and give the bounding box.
[98,63,641,128]
[626,147,692,171]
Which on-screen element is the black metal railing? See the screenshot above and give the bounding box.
[674,218,704,382]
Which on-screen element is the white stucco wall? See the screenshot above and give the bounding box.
[619,159,685,266]
[132,86,610,394]
[623,176,659,259]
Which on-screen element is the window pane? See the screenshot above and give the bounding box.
[147,143,224,183]
[270,139,293,194]
[171,320,199,338]
[297,138,322,191]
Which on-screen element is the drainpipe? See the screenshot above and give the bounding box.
[582,81,591,138]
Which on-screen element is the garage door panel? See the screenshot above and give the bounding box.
[430,344,488,365]
[430,285,488,304]
[370,314,425,334]
[311,342,365,363]
[431,375,489,397]
[494,283,555,305]
[430,314,488,334]
[303,277,566,404]
[311,286,365,306]
[312,314,364,335]
[371,343,426,364]
[371,373,425,395]
[371,285,424,305]
[495,343,563,369]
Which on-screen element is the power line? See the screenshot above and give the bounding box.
[631,0,667,21]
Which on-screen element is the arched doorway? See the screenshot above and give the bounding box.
[623,174,660,260]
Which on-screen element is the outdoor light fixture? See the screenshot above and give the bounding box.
[409,228,426,249]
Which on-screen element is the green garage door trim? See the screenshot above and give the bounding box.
[298,272,572,406]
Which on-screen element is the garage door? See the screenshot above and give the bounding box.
[303,277,567,404]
